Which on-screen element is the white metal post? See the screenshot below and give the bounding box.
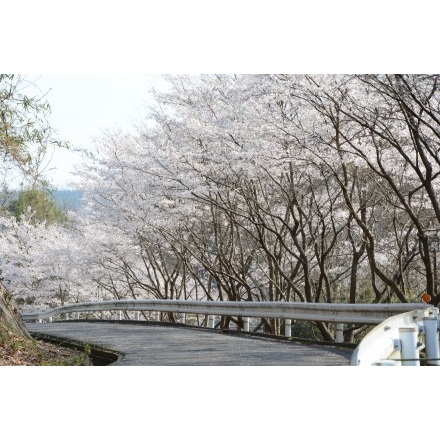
[243,317,250,332]
[284,319,292,337]
[155,311,160,321]
[76,312,80,320]
[49,317,53,323]
[208,315,215,328]
[335,323,344,343]
[136,311,140,321]
[179,313,186,324]
[423,317,440,366]
[118,310,122,320]
[399,327,420,366]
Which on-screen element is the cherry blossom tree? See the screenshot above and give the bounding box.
[295,74,440,305]
[1,74,67,336]
[0,210,99,312]
[71,74,440,340]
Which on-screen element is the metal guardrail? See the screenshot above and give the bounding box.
[350,307,440,366]
[22,299,432,339]
[22,300,432,323]
[23,300,440,364]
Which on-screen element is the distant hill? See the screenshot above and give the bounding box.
[52,190,84,211]
[2,189,85,216]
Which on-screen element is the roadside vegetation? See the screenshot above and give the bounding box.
[0,322,89,366]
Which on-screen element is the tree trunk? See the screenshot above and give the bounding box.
[0,283,31,339]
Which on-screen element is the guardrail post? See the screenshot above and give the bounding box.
[179,313,186,324]
[208,315,215,328]
[399,327,420,366]
[49,316,53,323]
[155,311,160,321]
[136,311,140,321]
[423,317,440,366]
[118,311,122,320]
[243,317,250,332]
[76,312,80,320]
[284,319,292,337]
[335,323,344,343]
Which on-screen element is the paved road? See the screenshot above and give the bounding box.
[26,321,354,366]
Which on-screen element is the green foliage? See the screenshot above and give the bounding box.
[8,187,68,224]
[41,352,90,366]
[1,74,68,186]
[84,343,92,356]
[291,321,323,340]
[1,75,55,161]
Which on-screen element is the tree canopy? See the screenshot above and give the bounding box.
[0,74,63,185]
[8,187,68,225]
[3,74,440,343]
[0,74,65,337]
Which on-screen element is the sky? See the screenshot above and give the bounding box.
[26,74,164,189]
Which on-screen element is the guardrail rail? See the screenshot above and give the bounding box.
[22,299,432,343]
[350,307,440,366]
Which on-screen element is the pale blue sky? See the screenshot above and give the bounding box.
[28,74,164,188]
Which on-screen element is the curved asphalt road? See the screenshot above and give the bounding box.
[26,321,354,366]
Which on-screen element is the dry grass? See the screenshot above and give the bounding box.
[0,322,90,366]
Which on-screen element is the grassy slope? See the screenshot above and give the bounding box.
[0,322,90,366]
